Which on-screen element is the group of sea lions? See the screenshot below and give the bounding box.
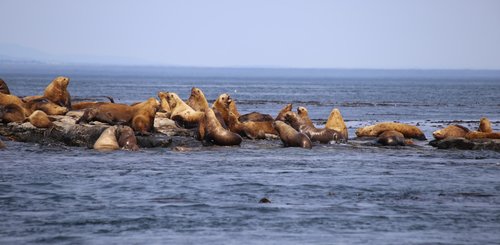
[1,76,498,151]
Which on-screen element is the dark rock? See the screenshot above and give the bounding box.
[259,197,271,203]
[429,137,500,151]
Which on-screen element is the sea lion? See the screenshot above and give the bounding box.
[157,91,171,116]
[94,126,120,151]
[376,130,409,146]
[227,111,276,139]
[201,108,242,146]
[228,96,273,122]
[130,97,159,135]
[77,103,133,125]
[478,117,492,133]
[325,108,348,139]
[166,92,204,128]
[43,76,71,109]
[273,121,312,149]
[0,104,26,123]
[0,93,29,116]
[355,122,426,140]
[275,103,292,121]
[0,78,10,94]
[24,98,68,115]
[432,125,469,140]
[186,87,210,112]
[465,131,500,140]
[27,110,54,128]
[296,106,315,127]
[285,112,344,144]
[212,93,232,124]
[116,125,139,151]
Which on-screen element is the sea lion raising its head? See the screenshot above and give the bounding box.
[116,125,139,151]
[296,106,315,128]
[325,108,348,139]
[432,125,469,140]
[157,92,172,116]
[356,122,426,140]
[201,108,242,146]
[166,92,204,128]
[186,87,209,112]
[273,121,312,149]
[275,104,292,121]
[94,126,120,151]
[43,76,71,109]
[285,111,344,144]
[478,117,492,133]
[0,78,10,94]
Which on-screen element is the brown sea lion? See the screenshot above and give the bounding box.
[432,125,469,140]
[27,110,54,128]
[273,121,312,149]
[94,126,119,151]
[186,87,210,112]
[24,98,68,115]
[275,104,292,121]
[227,111,277,139]
[0,104,26,123]
[0,78,10,94]
[157,92,171,116]
[166,92,204,128]
[478,117,492,133]
[116,125,139,151]
[376,130,410,146]
[43,76,71,109]
[131,97,159,135]
[356,122,426,140]
[0,93,29,116]
[201,108,242,146]
[77,103,133,125]
[285,112,344,144]
[325,108,348,139]
[465,131,500,140]
[212,93,232,124]
[296,106,315,127]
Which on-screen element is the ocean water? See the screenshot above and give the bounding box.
[1,66,500,244]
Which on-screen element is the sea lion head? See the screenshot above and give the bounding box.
[0,78,10,94]
[54,76,70,89]
[275,103,292,121]
[165,92,180,109]
[116,125,139,151]
[297,106,308,116]
[479,117,492,133]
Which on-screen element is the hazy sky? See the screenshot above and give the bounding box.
[1,0,499,69]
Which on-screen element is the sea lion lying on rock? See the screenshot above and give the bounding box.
[94,126,120,151]
[356,122,426,140]
[43,76,72,109]
[227,111,276,139]
[27,110,54,128]
[376,130,412,146]
[165,92,204,128]
[24,97,68,115]
[273,121,312,149]
[0,93,30,116]
[198,108,242,146]
[432,125,469,140]
[325,108,348,139]
[0,104,26,123]
[0,78,10,94]
[465,131,500,140]
[285,111,344,144]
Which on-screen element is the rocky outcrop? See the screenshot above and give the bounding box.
[429,137,500,151]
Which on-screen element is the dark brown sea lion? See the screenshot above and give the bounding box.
[201,108,242,146]
[285,112,344,144]
[27,110,54,128]
[227,111,276,139]
[24,98,68,115]
[376,130,409,146]
[77,103,133,125]
[0,78,10,94]
[273,121,312,149]
[117,125,139,151]
[356,122,426,140]
[432,125,469,140]
[0,104,26,123]
[275,104,292,121]
[43,76,71,109]
[325,108,348,139]
[165,92,204,128]
[94,126,119,151]
[478,117,492,133]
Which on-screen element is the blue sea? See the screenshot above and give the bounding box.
[1,64,499,244]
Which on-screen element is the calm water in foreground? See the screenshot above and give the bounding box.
[1,67,500,244]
